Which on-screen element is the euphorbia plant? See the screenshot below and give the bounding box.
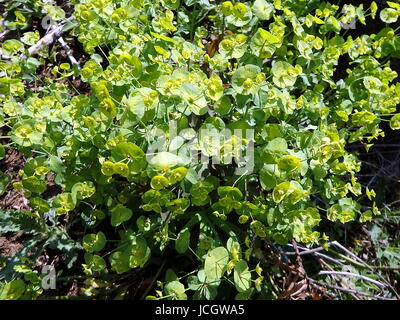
[1,0,400,300]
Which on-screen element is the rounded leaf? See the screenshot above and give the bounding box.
[111,204,133,227]
[164,281,187,300]
[277,155,302,172]
[390,113,400,130]
[150,175,169,190]
[84,253,106,272]
[109,251,130,274]
[253,0,274,20]
[83,231,106,253]
[175,228,190,254]
[204,247,229,280]
[169,167,188,184]
[380,8,399,23]
[148,152,183,170]
[271,61,301,88]
[234,260,252,292]
[111,142,146,173]
[231,65,262,95]
[0,280,25,300]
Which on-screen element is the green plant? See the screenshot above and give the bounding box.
[1,0,400,300]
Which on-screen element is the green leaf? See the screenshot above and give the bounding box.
[260,164,280,191]
[252,0,274,20]
[272,181,291,203]
[123,94,145,119]
[111,204,133,227]
[169,167,188,184]
[52,193,75,214]
[175,228,190,254]
[390,113,400,130]
[109,251,130,274]
[250,28,280,58]
[71,181,95,202]
[360,210,373,223]
[113,162,130,177]
[277,155,302,172]
[0,280,26,300]
[164,280,187,300]
[22,176,46,194]
[250,220,266,237]
[234,260,252,292]
[149,152,184,170]
[129,236,150,268]
[217,186,243,200]
[0,145,5,160]
[47,156,66,186]
[150,175,169,190]
[226,119,253,138]
[83,232,106,253]
[204,247,229,279]
[352,111,376,126]
[214,96,232,116]
[1,39,25,56]
[380,8,399,24]
[180,83,208,116]
[327,198,359,223]
[231,65,262,95]
[226,237,241,260]
[0,173,10,197]
[263,137,288,163]
[226,2,252,27]
[84,253,106,272]
[271,61,301,88]
[11,120,44,147]
[266,137,287,153]
[206,73,224,101]
[111,142,147,173]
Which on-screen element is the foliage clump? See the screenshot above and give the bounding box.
[1,0,400,300]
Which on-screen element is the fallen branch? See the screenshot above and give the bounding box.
[283,244,330,256]
[0,30,10,41]
[0,16,76,77]
[57,36,81,70]
[315,256,358,299]
[281,241,400,299]
[308,279,396,300]
[0,19,8,41]
[312,251,344,265]
[1,16,73,60]
[283,243,343,265]
[318,270,386,289]
[27,16,74,57]
[330,241,400,299]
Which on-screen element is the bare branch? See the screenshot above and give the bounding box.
[318,271,386,289]
[330,241,400,298]
[57,36,81,70]
[283,244,331,256]
[308,279,396,300]
[0,17,77,78]
[27,16,74,57]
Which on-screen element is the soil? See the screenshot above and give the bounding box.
[0,148,29,211]
[0,232,24,258]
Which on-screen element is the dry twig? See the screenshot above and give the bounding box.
[318,270,386,289]
[308,279,396,300]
